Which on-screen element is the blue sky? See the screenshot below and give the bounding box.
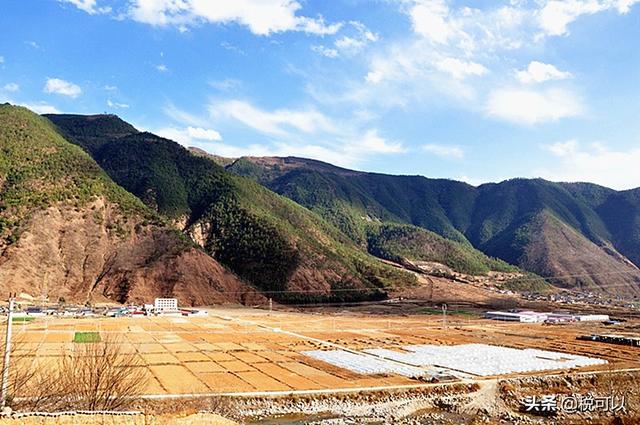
[1,0,639,189]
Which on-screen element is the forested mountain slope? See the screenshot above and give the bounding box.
[46,114,414,303]
[227,156,640,297]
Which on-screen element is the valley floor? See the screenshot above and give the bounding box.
[4,304,640,423]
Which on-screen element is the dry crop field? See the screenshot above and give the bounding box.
[7,307,640,396]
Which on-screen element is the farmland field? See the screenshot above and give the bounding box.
[73,331,101,343]
[5,306,640,396]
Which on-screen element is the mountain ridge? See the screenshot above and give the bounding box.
[225,155,640,297]
[45,114,417,303]
[37,112,640,299]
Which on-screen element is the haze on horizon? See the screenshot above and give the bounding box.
[1,0,639,189]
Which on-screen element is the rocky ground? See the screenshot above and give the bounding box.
[2,370,638,424]
[226,371,640,424]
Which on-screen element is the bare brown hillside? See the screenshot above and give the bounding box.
[0,198,262,305]
[519,211,640,296]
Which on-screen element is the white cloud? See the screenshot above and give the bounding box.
[412,0,638,45]
[210,100,335,136]
[43,78,82,98]
[351,129,405,154]
[192,98,404,166]
[194,141,358,167]
[334,36,362,51]
[3,83,19,92]
[296,16,343,35]
[127,0,342,36]
[365,69,384,84]
[309,0,639,126]
[457,175,483,186]
[407,1,529,52]
[409,0,456,44]
[311,45,339,58]
[21,102,61,114]
[348,39,481,108]
[516,61,572,84]
[339,2,534,109]
[104,85,118,91]
[486,87,583,124]
[186,126,221,141]
[0,56,4,64]
[154,130,354,167]
[335,21,378,52]
[182,133,401,169]
[156,126,222,146]
[359,0,621,100]
[311,21,378,58]
[423,144,464,158]
[538,0,606,37]
[0,93,61,114]
[546,139,579,156]
[435,57,487,80]
[163,102,209,127]
[59,0,110,14]
[153,126,401,168]
[220,41,245,55]
[107,99,130,109]
[150,90,409,169]
[155,64,168,72]
[539,140,640,189]
[154,128,191,145]
[190,142,275,158]
[537,0,640,37]
[616,0,640,13]
[208,78,242,92]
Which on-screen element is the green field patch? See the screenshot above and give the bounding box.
[12,316,35,323]
[73,331,101,343]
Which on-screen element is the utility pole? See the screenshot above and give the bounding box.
[442,303,447,330]
[1,293,16,410]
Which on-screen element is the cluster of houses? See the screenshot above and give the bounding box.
[484,310,610,324]
[523,291,640,310]
[4,298,209,318]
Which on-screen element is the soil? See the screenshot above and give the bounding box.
[0,198,264,306]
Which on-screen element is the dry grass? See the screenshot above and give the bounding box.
[5,335,148,412]
[1,333,42,408]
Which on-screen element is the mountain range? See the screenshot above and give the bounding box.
[0,103,637,305]
[222,156,640,297]
[41,109,414,304]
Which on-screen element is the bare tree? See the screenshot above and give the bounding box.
[0,335,40,408]
[12,334,148,412]
[55,335,148,411]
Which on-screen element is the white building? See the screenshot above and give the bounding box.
[485,310,609,323]
[574,314,609,322]
[484,311,548,323]
[154,298,178,313]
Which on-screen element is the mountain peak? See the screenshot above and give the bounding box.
[45,113,138,154]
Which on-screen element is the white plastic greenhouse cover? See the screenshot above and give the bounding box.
[303,344,606,377]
